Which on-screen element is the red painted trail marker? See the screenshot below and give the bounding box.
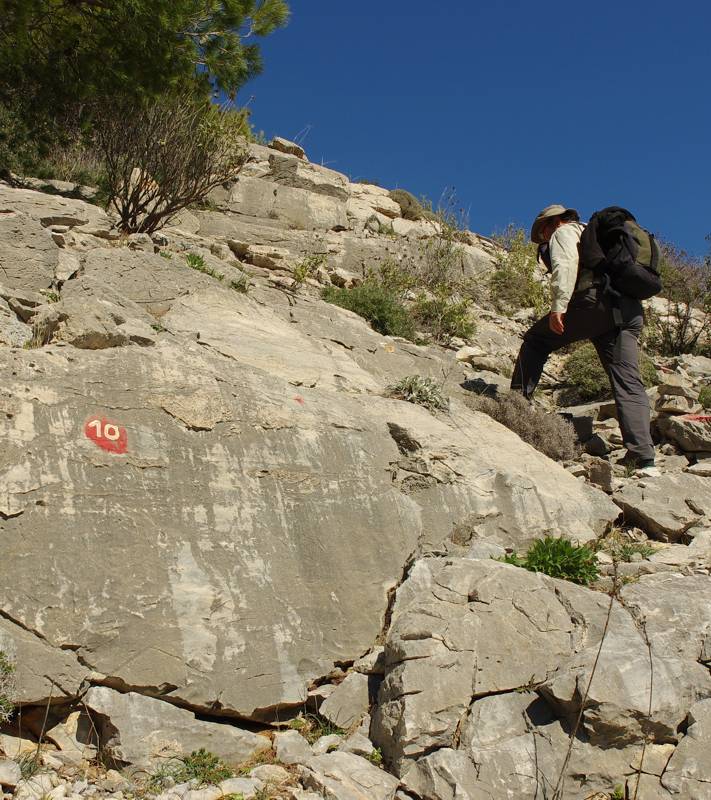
[85,416,128,454]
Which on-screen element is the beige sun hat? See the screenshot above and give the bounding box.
[530,204,578,244]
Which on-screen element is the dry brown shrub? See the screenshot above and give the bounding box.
[469,391,579,462]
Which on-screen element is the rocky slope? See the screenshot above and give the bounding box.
[1,138,710,800]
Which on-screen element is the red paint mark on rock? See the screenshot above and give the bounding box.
[293,395,305,405]
[85,416,128,454]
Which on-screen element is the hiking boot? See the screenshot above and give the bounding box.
[633,459,661,478]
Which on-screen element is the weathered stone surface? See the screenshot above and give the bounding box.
[312,734,343,755]
[661,699,711,796]
[269,137,307,160]
[0,298,31,346]
[268,154,350,200]
[82,687,270,767]
[45,712,97,764]
[0,185,113,234]
[319,672,370,729]
[274,730,313,765]
[217,777,263,797]
[372,558,711,795]
[657,414,711,453]
[656,394,702,415]
[226,175,348,231]
[249,764,291,784]
[338,732,374,758]
[0,759,22,788]
[300,752,399,800]
[0,212,57,291]
[614,473,711,540]
[0,619,85,705]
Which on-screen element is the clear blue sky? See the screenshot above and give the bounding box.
[240,1,710,256]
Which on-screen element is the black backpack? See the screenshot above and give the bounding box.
[578,206,663,300]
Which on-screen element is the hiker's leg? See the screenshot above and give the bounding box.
[511,315,558,397]
[592,301,655,463]
[511,289,613,398]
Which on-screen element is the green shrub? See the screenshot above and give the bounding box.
[471,391,579,462]
[411,289,475,343]
[287,713,344,745]
[322,284,416,340]
[489,225,547,315]
[388,375,448,411]
[149,748,233,790]
[644,242,711,356]
[699,384,711,409]
[97,96,248,234]
[293,253,326,288]
[388,189,436,222]
[0,651,14,724]
[561,343,658,404]
[501,536,599,586]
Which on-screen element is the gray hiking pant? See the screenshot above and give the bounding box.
[510,288,655,462]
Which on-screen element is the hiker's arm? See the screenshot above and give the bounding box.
[549,224,580,314]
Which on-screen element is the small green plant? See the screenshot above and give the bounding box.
[159,250,173,260]
[500,536,599,586]
[598,530,655,562]
[17,751,43,780]
[560,342,657,404]
[286,713,344,745]
[185,253,224,281]
[292,253,326,288]
[388,189,437,222]
[470,391,579,462]
[39,289,60,303]
[699,384,711,409]
[0,651,15,724]
[322,284,416,340]
[489,225,547,316]
[147,748,233,790]
[388,375,448,412]
[367,747,383,766]
[230,272,251,293]
[611,785,625,800]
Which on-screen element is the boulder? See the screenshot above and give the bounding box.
[614,473,711,540]
[82,687,270,767]
[300,752,399,800]
[372,558,711,795]
[269,137,307,160]
[0,185,113,235]
[274,730,313,766]
[661,699,711,796]
[268,154,350,200]
[0,212,57,292]
[319,673,371,729]
[226,175,348,231]
[0,298,31,347]
[0,760,21,789]
[657,414,711,453]
[0,619,85,705]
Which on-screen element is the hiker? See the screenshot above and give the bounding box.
[510,204,659,476]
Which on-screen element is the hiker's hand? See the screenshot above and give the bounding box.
[549,312,565,335]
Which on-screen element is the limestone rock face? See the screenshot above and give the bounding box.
[372,559,711,797]
[0,212,58,291]
[300,752,399,800]
[656,413,711,453]
[614,473,711,540]
[82,687,270,767]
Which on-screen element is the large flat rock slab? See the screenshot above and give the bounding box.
[0,330,616,720]
[614,473,711,540]
[372,558,711,797]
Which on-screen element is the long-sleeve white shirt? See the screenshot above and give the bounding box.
[549,222,585,313]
